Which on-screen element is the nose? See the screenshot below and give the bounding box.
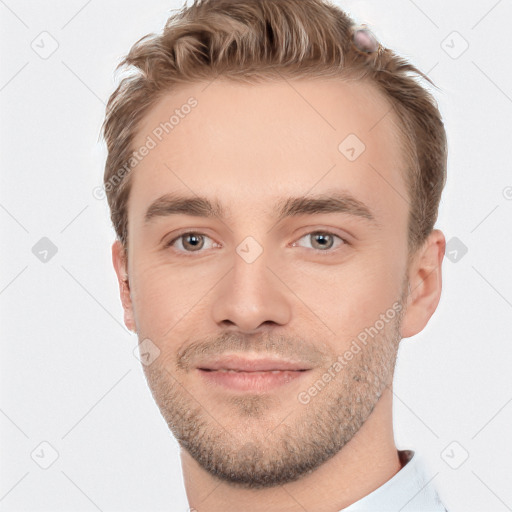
[210,247,292,333]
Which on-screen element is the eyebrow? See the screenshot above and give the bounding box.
[144,191,379,225]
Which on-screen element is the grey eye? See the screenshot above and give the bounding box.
[294,231,345,251]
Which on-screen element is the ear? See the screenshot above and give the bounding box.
[112,240,136,332]
[400,229,445,339]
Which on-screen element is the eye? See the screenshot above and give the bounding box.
[292,231,347,252]
[164,230,348,256]
[165,232,219,255]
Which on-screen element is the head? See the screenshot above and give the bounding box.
[103,0,447,488]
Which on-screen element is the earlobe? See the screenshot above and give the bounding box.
[400,229,446,339]
[112,240,136,332]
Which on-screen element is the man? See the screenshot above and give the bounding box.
[102,0,449,510]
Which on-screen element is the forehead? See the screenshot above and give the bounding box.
[129,77,409,226]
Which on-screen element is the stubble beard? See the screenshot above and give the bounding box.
[141,296,406,489]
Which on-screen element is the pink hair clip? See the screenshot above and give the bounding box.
[352,25,381,54]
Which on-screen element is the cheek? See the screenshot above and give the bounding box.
[129,258,225,338]
[129,236,407,345]
[296,248,406,341]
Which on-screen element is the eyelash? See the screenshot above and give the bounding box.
[164,230,349,257]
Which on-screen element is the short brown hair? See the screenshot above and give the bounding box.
[101,0,447,255]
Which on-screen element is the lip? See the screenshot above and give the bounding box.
[197,368,309,392]
[196,355,311,393]
[196,355,311,372]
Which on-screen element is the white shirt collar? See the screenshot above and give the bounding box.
[340,450,448,511]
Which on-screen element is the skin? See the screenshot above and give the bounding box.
[112,77,445,512]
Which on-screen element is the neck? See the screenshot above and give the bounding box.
[182,388,401,512]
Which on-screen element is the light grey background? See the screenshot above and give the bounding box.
[1,1,511,511]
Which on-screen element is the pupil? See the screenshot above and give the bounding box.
[313,233,332,249]
[185,234,203,250]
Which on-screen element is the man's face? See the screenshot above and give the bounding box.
[120,78,412,487]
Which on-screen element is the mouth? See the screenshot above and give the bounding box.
[197,355,312,373]
[200,368,307,373]
[196,355,311,392]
